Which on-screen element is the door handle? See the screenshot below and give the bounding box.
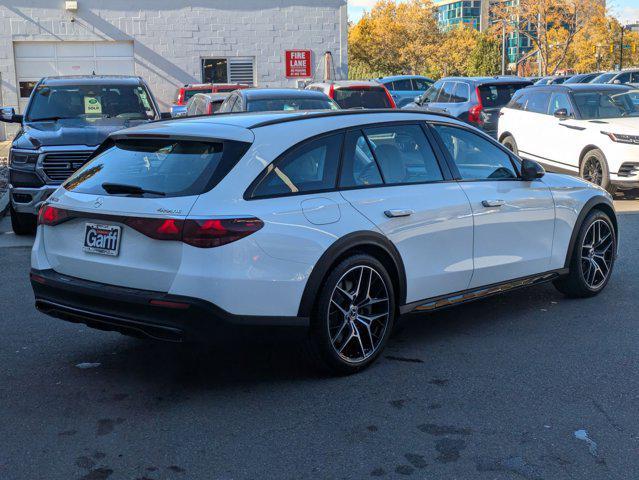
[481,200,505,208]
[384,209,414,218]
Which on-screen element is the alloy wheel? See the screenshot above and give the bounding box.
[583,156,603,186]
[581,219,614,289]
[327,265,390,363]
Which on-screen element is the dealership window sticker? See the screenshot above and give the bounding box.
[84,96,102,114]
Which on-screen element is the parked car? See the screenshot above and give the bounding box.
[564,72,602,84]
[171,83,248,117]
[0,75,167,235]
[535,75,573,85]
[589,70,639,87]
[306,80,396,109]
[375,75,434,108]
[31,109,617,374]
[184,92,231,117]
[403,76,532,137]
[498,84,639,193]
[217,88,339,113]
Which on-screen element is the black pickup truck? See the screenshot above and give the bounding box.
[1,75,168,234]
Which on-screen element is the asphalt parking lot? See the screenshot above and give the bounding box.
[1,195,639,480]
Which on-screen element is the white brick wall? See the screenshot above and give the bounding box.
[0,0,348,139]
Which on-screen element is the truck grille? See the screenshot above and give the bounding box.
[42,151,95,182]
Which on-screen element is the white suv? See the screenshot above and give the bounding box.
[498,84,639,193]
[31,110,617,374]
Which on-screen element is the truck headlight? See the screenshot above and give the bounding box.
[601,131,639,144]
[9,149,39,165]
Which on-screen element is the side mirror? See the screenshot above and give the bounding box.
[553,108,568,119]
[414,96,422,105]
[160,112,172,119]
[521,159,545,181]
[612,79,621,84]
[0,107,22,123]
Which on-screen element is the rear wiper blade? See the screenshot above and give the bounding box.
[101,182,165,197]
[28,116,75,122]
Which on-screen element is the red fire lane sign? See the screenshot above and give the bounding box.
[285,50,312,78]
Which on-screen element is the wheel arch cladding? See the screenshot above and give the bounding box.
[297,231,407,318]
[579,145,603,166]
[564,195,618,269]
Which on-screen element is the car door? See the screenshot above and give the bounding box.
[426,81,455,114]
[430,123,555,288]
[516,89,552,160]
[540,91,582,173]
[416,81,443,111]
[338,123,474,303]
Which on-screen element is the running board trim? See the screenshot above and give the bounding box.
[400,269,569,315]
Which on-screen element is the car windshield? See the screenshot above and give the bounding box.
[333,87,392,109]
[478,83,529,108]
[63,139,250,197]
[573,90,639,119]
[590,73,616,84]
[246,98,339,112]
[27,84,156,122]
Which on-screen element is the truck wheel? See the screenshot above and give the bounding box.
[10,204,37,235]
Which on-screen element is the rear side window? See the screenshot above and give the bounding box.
[363,124,443,184]
[433,124,517,180]
[391,79,413,91]
[340,131,384,188]
[478,84,528,108]
[524,91,551,114]
[333,87,391,109]
[507,90,527,110]
[64,139,250,197]
[452,83,470,102]
[437,82,456,103]
[249,133,343,198]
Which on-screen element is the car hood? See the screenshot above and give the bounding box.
[19,117,150,148]
[586,116,639,134]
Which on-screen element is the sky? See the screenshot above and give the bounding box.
[348,0,639,24]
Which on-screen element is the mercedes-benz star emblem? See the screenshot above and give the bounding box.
[93,198,103,208]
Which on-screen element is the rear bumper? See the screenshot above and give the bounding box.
[31,269,308,342]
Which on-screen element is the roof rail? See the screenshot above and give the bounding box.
[248,108,457,129]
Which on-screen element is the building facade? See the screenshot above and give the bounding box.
[433,0,532,66]
[0,0,348,138]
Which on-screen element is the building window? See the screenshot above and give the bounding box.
[19,81,37,98]
[201,57,255,85]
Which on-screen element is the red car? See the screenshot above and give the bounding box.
[305,80,397,109]
[171,83,248,116]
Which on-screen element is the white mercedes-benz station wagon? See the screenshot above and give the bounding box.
[31,110,618,374]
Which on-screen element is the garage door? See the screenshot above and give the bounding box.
[14,41,134,112]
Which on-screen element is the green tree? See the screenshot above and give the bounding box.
[468,32,502,76]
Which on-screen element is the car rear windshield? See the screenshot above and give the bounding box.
[63,139,251,197]
[333,87,391,109]
[478,83,530,108]
[184,88,213,101]
[27,84,156,122]
[246,98,339,112]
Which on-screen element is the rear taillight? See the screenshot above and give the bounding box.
[468,87,483,124]
[38,205,70,226]
[176,89,186,105]
[124,217,184,241]
[182,218,264,248]
[126,217,263,248]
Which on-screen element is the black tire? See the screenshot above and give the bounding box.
[9,204,37,236]
[553,209,616,298]
[304,254,396,375]
[501,134,519,155]
[580,149,617,195]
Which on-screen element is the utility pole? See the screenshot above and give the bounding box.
[501,21,507,75]
[620,24,625,71]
